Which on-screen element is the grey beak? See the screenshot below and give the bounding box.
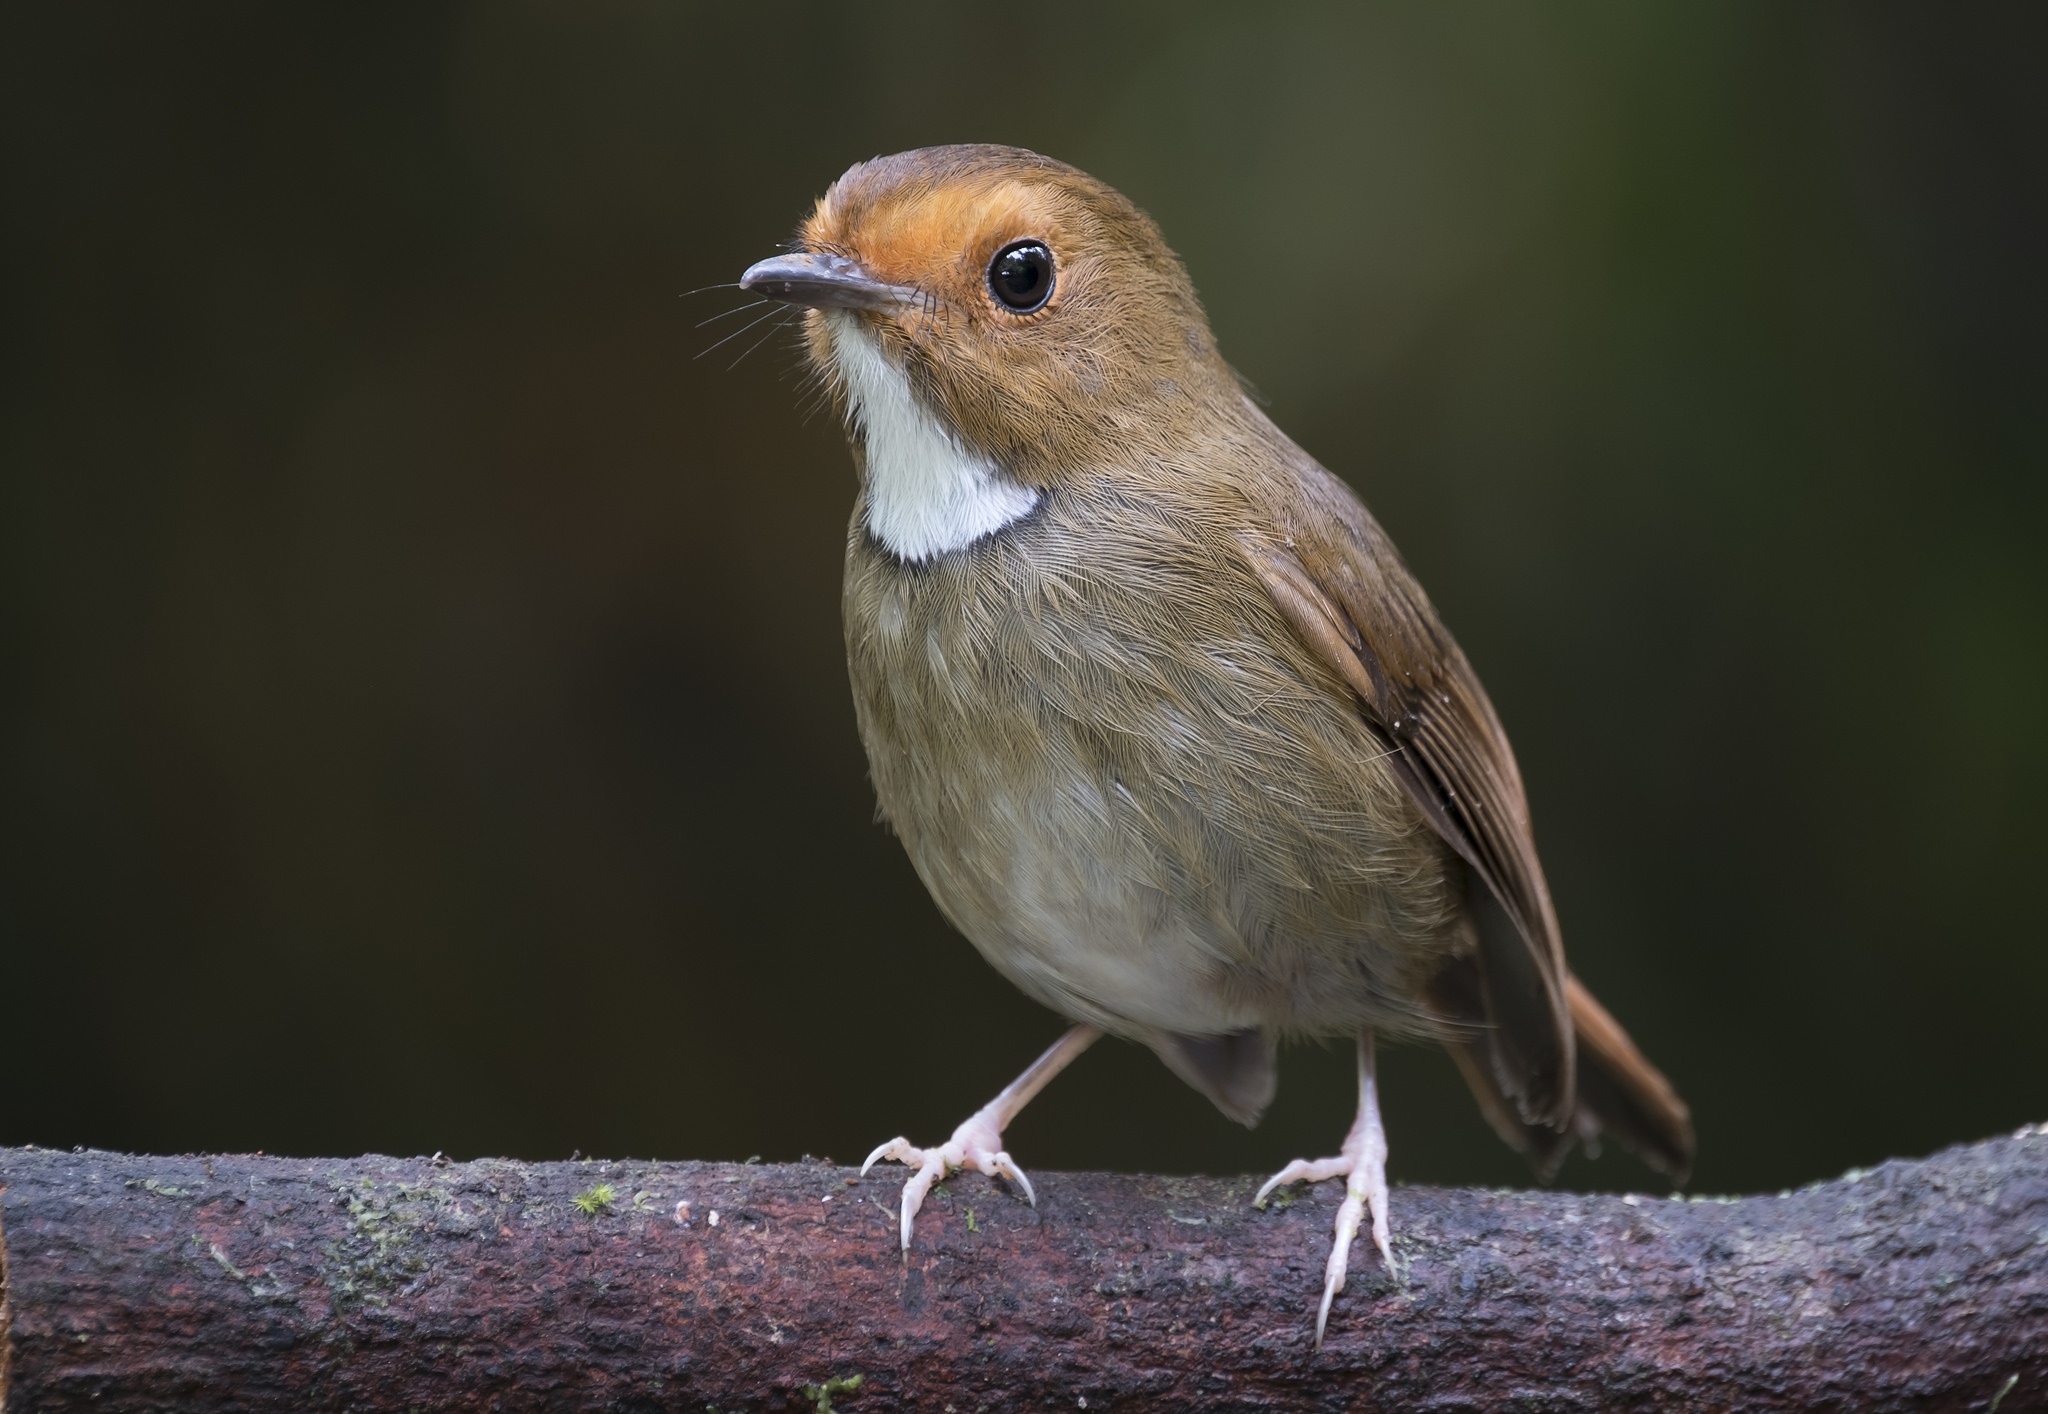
[739,252,921,314]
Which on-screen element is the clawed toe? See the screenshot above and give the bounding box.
[860,1137,919,1175]
[862,1126,1038,1253]
[853,1026,1098,1257]
[985,1149,1035,1205]
[1254,1030,1396,1348]
[1255,1155,1346,1207]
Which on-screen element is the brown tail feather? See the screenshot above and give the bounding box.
[1562,975,1694,1180]
[1438,969,1695,1184]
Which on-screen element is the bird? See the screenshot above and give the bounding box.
[739,144,1693,1346]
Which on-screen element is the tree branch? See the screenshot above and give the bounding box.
[3,1130,2043,1411]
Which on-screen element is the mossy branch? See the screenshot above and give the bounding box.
[2,1130,2045,1411]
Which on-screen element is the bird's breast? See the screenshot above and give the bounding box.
[840,483,1465,1041]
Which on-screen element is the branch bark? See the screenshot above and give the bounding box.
[2,1131,2044,1412]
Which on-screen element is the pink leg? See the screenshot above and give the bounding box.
[1254,1028,1394,1347]
[863,1023,1100,1255]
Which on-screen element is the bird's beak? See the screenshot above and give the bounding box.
[740,253,922,314]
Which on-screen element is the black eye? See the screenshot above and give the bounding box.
[988,240,1055,313]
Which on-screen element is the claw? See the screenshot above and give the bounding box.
[1256,1029,1396,1349]
[989,1151,1035,1205]
[895,1148,950,1254]
[1315,1178,1368,1346]
[861,1121,1040,1254]
[860,1137,913,1177]
[1255,1155,1347,1207]
[856,1024,1099,1258]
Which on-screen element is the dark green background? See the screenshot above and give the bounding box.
[4,4,2043,1197]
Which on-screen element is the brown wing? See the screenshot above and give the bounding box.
[1250,481,1575,1128]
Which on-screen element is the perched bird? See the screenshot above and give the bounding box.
[741,145,1692,1344]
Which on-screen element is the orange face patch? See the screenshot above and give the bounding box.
[804,173,1069,320]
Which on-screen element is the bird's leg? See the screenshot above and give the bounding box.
[1255,1028,1394,1347]
[862,1022,1100,1255]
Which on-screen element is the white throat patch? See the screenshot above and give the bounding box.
[826,312,1039,563]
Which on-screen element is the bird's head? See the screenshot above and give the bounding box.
[742,145,1231,478]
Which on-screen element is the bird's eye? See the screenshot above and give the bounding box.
[988,240,1055,313]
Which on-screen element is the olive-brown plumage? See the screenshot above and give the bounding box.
[741,144,1692,1343]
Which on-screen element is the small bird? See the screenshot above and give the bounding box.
[741,145,1692,1345]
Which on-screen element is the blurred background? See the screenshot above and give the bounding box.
[3,3,2043,1197]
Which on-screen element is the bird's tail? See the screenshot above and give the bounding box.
[1441,971,1695,1184]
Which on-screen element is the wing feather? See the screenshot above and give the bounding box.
[1250,506,1576,1126]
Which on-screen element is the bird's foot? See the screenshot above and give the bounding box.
[1255,1101,1393,1346]
[861,1105,1034,1255]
